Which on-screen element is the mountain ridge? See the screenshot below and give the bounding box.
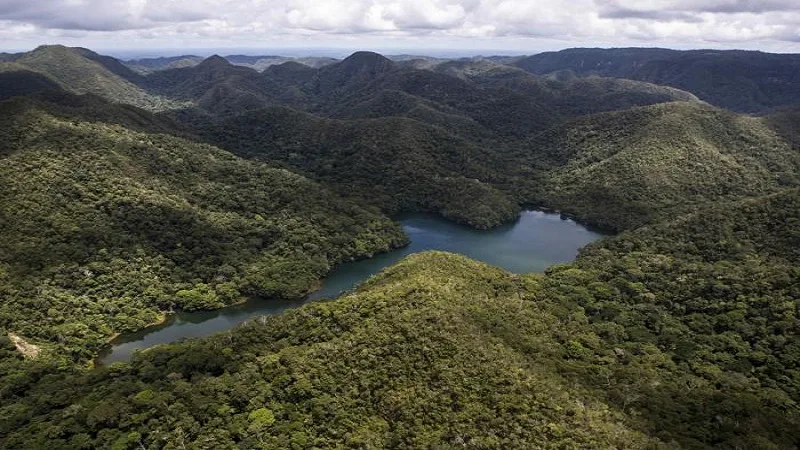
[512,47,800,112]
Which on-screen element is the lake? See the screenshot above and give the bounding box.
[97,211,603,364]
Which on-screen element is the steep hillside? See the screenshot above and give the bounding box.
[433,59,699,117]
[514,48,800,112]
[0,46,177,111]
[193,106,521,229]
[72,47,145,84]
[525,102,799,230]
[0,69,63,100]
[765,105,800,149]
[0,96,406,361]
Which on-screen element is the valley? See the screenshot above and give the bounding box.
[98,211,603,364]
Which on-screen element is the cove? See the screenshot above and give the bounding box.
[97,211,603,364]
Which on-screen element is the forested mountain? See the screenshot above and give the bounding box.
[124,55,205,73]
[193,106,521,229]
[143,56,278,115]
[0,94,405,362]
[0,69,63,100]
[150,51,711,228]
[0,46,178,111]
[526,101,800,229]
[512,47,800,113]
[0,45,798,449]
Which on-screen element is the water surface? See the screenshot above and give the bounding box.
[98,211,602,364]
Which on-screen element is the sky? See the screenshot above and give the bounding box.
[1,0,800,57]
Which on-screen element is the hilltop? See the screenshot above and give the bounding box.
[0,45,179,111]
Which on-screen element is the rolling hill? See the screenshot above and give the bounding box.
[193,106,521,229]
[524,101,800,230]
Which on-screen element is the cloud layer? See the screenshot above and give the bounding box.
[1,0,799,52]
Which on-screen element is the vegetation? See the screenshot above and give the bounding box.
[189,106,521,229]
[525,101,800,230]
[0,45,180,111]
[0,45,798,449]
[1,187,797,448]
[513,47,800,113]
[124,54,337,75]
[153,51,705,228]
[0,95,406,362]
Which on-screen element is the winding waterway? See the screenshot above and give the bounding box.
[98,211,603,364]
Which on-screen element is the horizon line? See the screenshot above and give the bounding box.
[3,43,798,60]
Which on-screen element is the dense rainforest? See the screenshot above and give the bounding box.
[0,45,798,449]
[0,94,406,363]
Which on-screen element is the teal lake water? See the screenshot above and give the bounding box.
[98,211,603,364]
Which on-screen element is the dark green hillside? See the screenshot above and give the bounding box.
[233,52,696,137]
[0,46,177,111]
[526,101,799,230]
[338,88,492,140]
[514,48,800,113]
[765,105,800,149]
[315,51,397,96]
[72,47,145,85]
[0,70,63,100]
[432,59,699,118]
[10,91,185,136]
[196,106,520,229]
[0,52,19,62]
[2,188,797,449]
[514,47,678,78]
[543,76,699,116]
[0,96,405,362]
[143,56,279,114]
[297,56,559,137]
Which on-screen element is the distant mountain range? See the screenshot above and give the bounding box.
[123,46,800,113]
[124,54,340,73]
[512,47,800,113]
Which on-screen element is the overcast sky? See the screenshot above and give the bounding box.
[1,0,799,56]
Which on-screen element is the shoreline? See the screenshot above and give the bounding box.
[96,208,607,366]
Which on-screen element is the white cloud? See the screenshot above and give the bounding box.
[0,0,799,52]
